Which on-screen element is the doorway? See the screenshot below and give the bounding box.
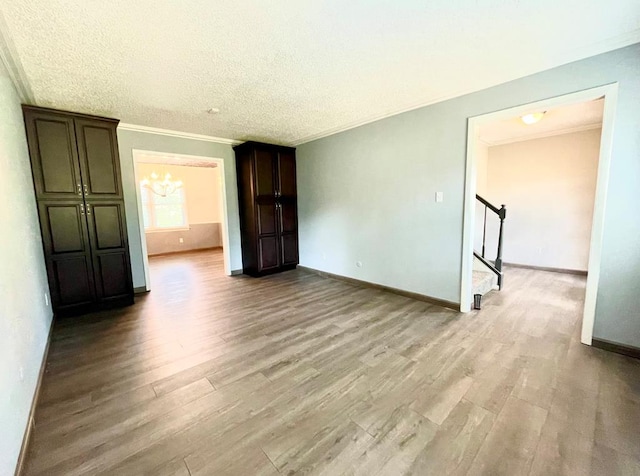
[460,84,618,345]
[132,150,232,291]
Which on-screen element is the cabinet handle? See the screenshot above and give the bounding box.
[84,184,88,194]
[87,205,91,215]
[77,183,82,196]
[80,204,85,215]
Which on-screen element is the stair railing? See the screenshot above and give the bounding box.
[475,194,506,289]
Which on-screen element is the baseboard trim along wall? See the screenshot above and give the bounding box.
[298,266,460,311]
[592,338,640,360]
[504,262,588,276]
[230,269,243,276]
[15,317,54,476]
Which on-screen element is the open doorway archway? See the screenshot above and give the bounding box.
[460,83,619,346]
[132,149,233,291]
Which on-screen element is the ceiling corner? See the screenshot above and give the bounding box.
[0,10,34,103]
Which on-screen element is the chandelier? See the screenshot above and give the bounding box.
[140,172,183,197]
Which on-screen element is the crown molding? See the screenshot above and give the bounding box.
[292,30,640,146]
[0,10,34,103]
[482,122,602,147]
[118,123,241,146]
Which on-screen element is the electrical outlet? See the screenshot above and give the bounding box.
[179,238,184,243]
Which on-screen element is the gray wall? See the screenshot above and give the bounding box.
[0,64,53,473]
[116,130,242,288]
[297,43,640,348]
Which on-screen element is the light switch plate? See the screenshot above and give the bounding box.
[436,192,444,203]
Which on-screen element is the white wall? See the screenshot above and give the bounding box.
[475,141,489,196]
[474,141,489,253]
[117,130,243,288]
[481,129,600,271]
[137,162,224,255]
[297,43,640,348]
[136,163,222,224]
[0,63,53,474]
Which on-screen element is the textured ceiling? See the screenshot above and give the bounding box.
[1,1,638,145]
[135,152,218,168]
[479,98,604,145]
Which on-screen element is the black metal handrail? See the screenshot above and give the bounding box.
[476,194,506,289]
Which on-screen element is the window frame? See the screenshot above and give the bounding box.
[140,184,190,232]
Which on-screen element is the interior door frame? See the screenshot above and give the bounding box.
[132,149,232,291]
[460,83,619,346]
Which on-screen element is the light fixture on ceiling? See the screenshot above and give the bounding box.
[520,111,546,125]
[140,172,183,197]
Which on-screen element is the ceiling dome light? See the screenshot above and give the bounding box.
[521,111,546,125]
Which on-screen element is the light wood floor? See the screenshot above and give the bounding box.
[24,250,640,475]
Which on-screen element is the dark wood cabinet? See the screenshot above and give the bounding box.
[75,118,123,199]
[24,106,133,316]
[235,141,298,276]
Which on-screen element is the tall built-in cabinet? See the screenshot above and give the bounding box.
[23,106,133,316]
[234,141,299,276]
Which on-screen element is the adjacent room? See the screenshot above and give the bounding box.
[134,152,228,293]
[2,2,640,475]
[471,98,604,310]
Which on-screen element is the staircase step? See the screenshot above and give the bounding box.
[472,270,495,297]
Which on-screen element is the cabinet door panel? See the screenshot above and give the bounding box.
[280,233,299,266]
[254,150,277,198]
[278,151,297,197]
[95,252,131,300]
[52,257,96,306]
[39,202,90,255]
[24,110,82,199]
[38,201,96,309]
[75,119,122,199]
[91,203,125,249]
[85,201,133,302]
[258,236,280,272]
[48,206,85,253]
[279,201,297,234]
[256,202,277,235]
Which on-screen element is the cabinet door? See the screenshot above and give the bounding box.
[38,201,96,309]
[24,109,83,200]
[75,118,123,199]
[254,149,277,198]
[278,201,299,266]
[258,236,280,272]
[277,151,297,198]
[86,201,133,302]
[256,200,280,272]
[256,201,278,236]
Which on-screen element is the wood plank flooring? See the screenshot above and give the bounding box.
[23,249,640,475]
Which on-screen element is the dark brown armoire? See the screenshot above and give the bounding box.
[234,141,299,276]
[23,106,134,316]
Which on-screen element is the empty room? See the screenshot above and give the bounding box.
[2,1,640,475]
